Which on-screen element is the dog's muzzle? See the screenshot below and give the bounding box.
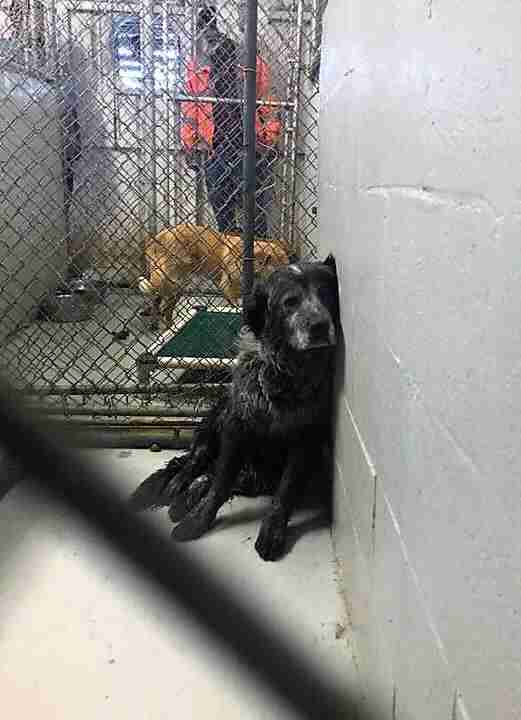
[309,319,334,345]
[306,319,336,349]
[291,314,336,351]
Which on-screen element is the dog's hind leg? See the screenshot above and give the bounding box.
[254,445,309,561]
[168,474,212,523]
[128,454,190,510]
[168,459,279,524]
[128,447,213,511]
[167,460,266,525]
[170,420,245,542]
[129,396,228,512]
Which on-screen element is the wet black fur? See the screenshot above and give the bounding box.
[129,255,340,561]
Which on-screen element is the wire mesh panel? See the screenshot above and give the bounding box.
[0,0,322,425]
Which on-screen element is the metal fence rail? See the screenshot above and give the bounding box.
[0,377,379,719]
[0,0,322,431]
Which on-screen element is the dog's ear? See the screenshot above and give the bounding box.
[323,254,340,326]
[323,253,336,272]
[287,253,299,264]
[243,281,268,337]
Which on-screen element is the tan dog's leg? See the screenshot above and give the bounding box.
[158,260,185,326]
[137,276,160,327]
[159,293,182,327]
[148,296,162,331]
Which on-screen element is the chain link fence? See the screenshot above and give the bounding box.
[0,0,325,431]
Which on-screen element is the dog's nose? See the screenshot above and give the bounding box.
[309,320,331,343]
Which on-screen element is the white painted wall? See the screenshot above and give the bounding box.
[319,1,521,719]
[0,71,66,342]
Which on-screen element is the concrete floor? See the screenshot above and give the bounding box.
[0,449,358,719]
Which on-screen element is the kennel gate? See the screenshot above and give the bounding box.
[0,0,327,439]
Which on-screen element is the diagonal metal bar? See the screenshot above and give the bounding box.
[0,378,372,720]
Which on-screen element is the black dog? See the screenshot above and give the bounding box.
[129,255,340,561]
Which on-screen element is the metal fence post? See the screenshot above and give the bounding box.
[141,0,158,241]
[241,0,258,306]
[288,0,305,258]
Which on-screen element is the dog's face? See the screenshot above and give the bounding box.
[244,254,339,352]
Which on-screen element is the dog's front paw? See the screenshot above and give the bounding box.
[254,513,288,561]
[170,491,219,542]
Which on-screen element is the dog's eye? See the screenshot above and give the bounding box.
[283,295,300,310]
[318,285,335,306]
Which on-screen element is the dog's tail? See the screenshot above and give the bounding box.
[128,454,189,511]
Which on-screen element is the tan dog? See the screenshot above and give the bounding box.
[138,224,289,326]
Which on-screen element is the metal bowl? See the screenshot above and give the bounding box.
[48,292,93,322]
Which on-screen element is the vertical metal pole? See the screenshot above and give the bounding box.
[241,0,258,305]
[161,0,171,228]
[90,16,98,75]
[190,0,198,59]
[288,0,305,257]
[191,0,204,226]
[66,10,73,79]
[26,0,34,69]
[49,0,60,125]
[64,9,76,265]
[310,0,318,64]
[110,5,119,150]
[174,34,183,226]
[142,0,158,240]
[50,0,72,265]
[33,0,46,67]
[195,153,205,225]
[279,0,297,251]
